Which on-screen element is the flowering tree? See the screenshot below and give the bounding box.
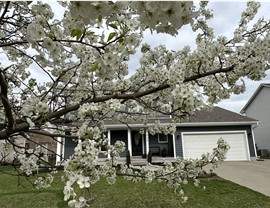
[0,1,269,207]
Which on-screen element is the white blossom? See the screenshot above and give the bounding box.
[0,1,268,207]
[77,175,90,189]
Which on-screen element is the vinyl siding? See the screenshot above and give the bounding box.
[244,87,270,151]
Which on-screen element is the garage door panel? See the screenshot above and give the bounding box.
[183,132,249,161]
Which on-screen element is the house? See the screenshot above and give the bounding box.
[25,131,57,163]
[0,131,57,165]
[57,107,258,164]
[240,83,270,156]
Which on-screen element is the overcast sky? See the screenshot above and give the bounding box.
[47,2,270,114]
[209,2,270,113]
[127,1,270,114]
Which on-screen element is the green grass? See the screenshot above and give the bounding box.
[0,165,67,208]
[1,165,270,208]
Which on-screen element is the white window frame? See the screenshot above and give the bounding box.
[158,134,168,143]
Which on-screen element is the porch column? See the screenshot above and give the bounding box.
[107,130,111,159]
[128,128,132,156]
[56,138,62,164]
[172,134,176,158]
[142,135,145,155]
[146,129,149,155]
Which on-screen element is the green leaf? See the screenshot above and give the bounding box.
[98,15,102,23]
[89,63,99,72]
[109,24,118,29]
[71,29,83,41]
[107,32,116,42]
[118,37,125,44]
[48,33,54,39]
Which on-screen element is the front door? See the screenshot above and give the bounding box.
[132,131,143,156]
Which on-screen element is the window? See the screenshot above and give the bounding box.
[92,132,108,152]
[97,140,107,152]
[158,134,168,143]
[99,144,107,152]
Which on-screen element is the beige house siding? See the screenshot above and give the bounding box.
[25,133,57,155]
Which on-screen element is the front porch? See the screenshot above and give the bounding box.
[108,129,176,159]
[56,128,177,164]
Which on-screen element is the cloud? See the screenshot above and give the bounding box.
[212,2,270,113]
[207,2,245,38]
[136,1,270,114]
[217,70,270,113]
[11,1,270,115]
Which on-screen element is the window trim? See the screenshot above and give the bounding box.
[158,134,168,143]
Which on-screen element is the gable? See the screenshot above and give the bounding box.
[241,83,270,114]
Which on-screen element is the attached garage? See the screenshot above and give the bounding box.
[182,131,250,161]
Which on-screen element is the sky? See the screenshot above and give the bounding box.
[41,2,270,114]
[127,1,270,114]
[208,1,270,113]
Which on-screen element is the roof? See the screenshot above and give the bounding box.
[105,107,258,128]
[184,106,257,123]
[240,83,270,114]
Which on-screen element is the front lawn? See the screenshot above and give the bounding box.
[0,165,270,208]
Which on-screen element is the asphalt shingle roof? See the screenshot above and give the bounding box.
[184,106,258,123]
[104,107,258,126]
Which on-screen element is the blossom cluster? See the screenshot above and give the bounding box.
[34,173,55,189]
[17,149,40,175]
[76,122,104,142]
[69,1,197,36]
[0,1,269,208]
[21,96,49,120]
[62,137,125,207]
[130,1,198,35]
[148,121,176,136]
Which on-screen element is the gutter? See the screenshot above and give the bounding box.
[105,121,259,129]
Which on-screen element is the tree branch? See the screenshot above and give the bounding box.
[0,64,236,140]
[0,1,10,25]
[0,69,14,134]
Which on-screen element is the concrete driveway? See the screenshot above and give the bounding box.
[209,160,270,196]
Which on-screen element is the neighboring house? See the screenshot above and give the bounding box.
[57,107,258,164]
[0,131,57,165]
[25,131,57,163]
[25,132,57,155]
[241,83,270,156]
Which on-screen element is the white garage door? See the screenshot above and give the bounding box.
[182,132,250,161]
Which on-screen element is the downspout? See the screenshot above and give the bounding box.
[251,121,260,159]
